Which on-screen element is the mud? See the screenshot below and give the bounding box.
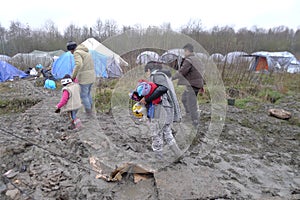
[0,80,299,200]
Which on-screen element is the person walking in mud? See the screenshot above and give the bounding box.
[55,74,82,130]
[140,61,182,160]
[172,43,204,128]
[67,41,96,117]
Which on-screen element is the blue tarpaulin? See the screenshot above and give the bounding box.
[51,50,109,79]
[0,61,28,82]
[51,51,75,79]
[90,50,108,78]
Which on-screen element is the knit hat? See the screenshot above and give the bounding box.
[61,74,73,85]
[66,41,77,51]
[136,82,151,96]
[183,43,194,52]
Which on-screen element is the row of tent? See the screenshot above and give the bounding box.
[1,45,300,83]
[0,38,128,82]
[136,50,300,73]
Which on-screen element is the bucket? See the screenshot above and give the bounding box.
[227,98,235,106]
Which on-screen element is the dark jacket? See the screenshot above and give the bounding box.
[173,54,204,89]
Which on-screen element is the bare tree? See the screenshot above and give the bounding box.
[103,20,118,39]
[81,25,90,41]
[64,24,81,41]
[0,24,6,54]
[93,18,104,40]
[160,22,172,30]
[181,19,203,34]
[43,19,59,39]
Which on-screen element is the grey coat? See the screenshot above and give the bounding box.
[150,70,182,123]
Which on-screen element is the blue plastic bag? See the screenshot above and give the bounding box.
[44,79,56,90]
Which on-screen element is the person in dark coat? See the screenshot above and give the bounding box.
[172,43,204,127]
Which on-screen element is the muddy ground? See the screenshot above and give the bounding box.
[0,80,299,200]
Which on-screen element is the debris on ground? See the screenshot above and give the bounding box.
[268,108,292,120]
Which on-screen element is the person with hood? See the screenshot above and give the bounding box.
[140,62,182,160]
[67,41,96,116]
[172,43,204,128]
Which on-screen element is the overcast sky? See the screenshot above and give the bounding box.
[1,0,299,32]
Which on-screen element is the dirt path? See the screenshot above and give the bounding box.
[0,80,299,200]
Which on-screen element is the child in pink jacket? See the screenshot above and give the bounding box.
[55,74,82,130]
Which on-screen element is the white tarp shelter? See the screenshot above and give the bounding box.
[210,53,224,63]
[31,50,65,58]
[10,53,53,70]
[160,49,184,65]
[195,52,209,62]
[249,51,300,73]
[223,51,253,65]
[82,38,128,67]
[0,55,11,62]
[136,51,160,64]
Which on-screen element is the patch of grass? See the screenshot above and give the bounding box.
[0,98,41,115]
[94,88,112,112]
[258,88,283,103]
[93,78,124,112]
[235,97,261,110]
[235,98,250,109]
[99,78,118,89]
[0,84,14,93]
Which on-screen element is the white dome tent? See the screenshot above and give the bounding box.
[160,49,185,69]
[209,53,224,64]
[136,51,160,64]
[223,51,253,65]
[249,51,300,73]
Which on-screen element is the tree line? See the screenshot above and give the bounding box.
[0,19,299,58]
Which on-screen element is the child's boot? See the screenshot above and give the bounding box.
[68,120,76,130]
[73,118,82,129]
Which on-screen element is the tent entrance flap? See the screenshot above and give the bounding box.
[256,57,268,71]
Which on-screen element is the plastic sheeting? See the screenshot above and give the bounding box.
[107,57,123,78]
[10,53,53,71]
[82,38,128,67]
[52,50,121,79]
[0,55,11,62]
[223,51,253,64]
[136,51,160,64]
[31,50,65,58]
[195,52,209,62]
[51,52,75,79]
[209,53,224,63]
[0,61,28,82]
[249,51,300,73]
[160,48,184,64]
[89,50,108,78]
